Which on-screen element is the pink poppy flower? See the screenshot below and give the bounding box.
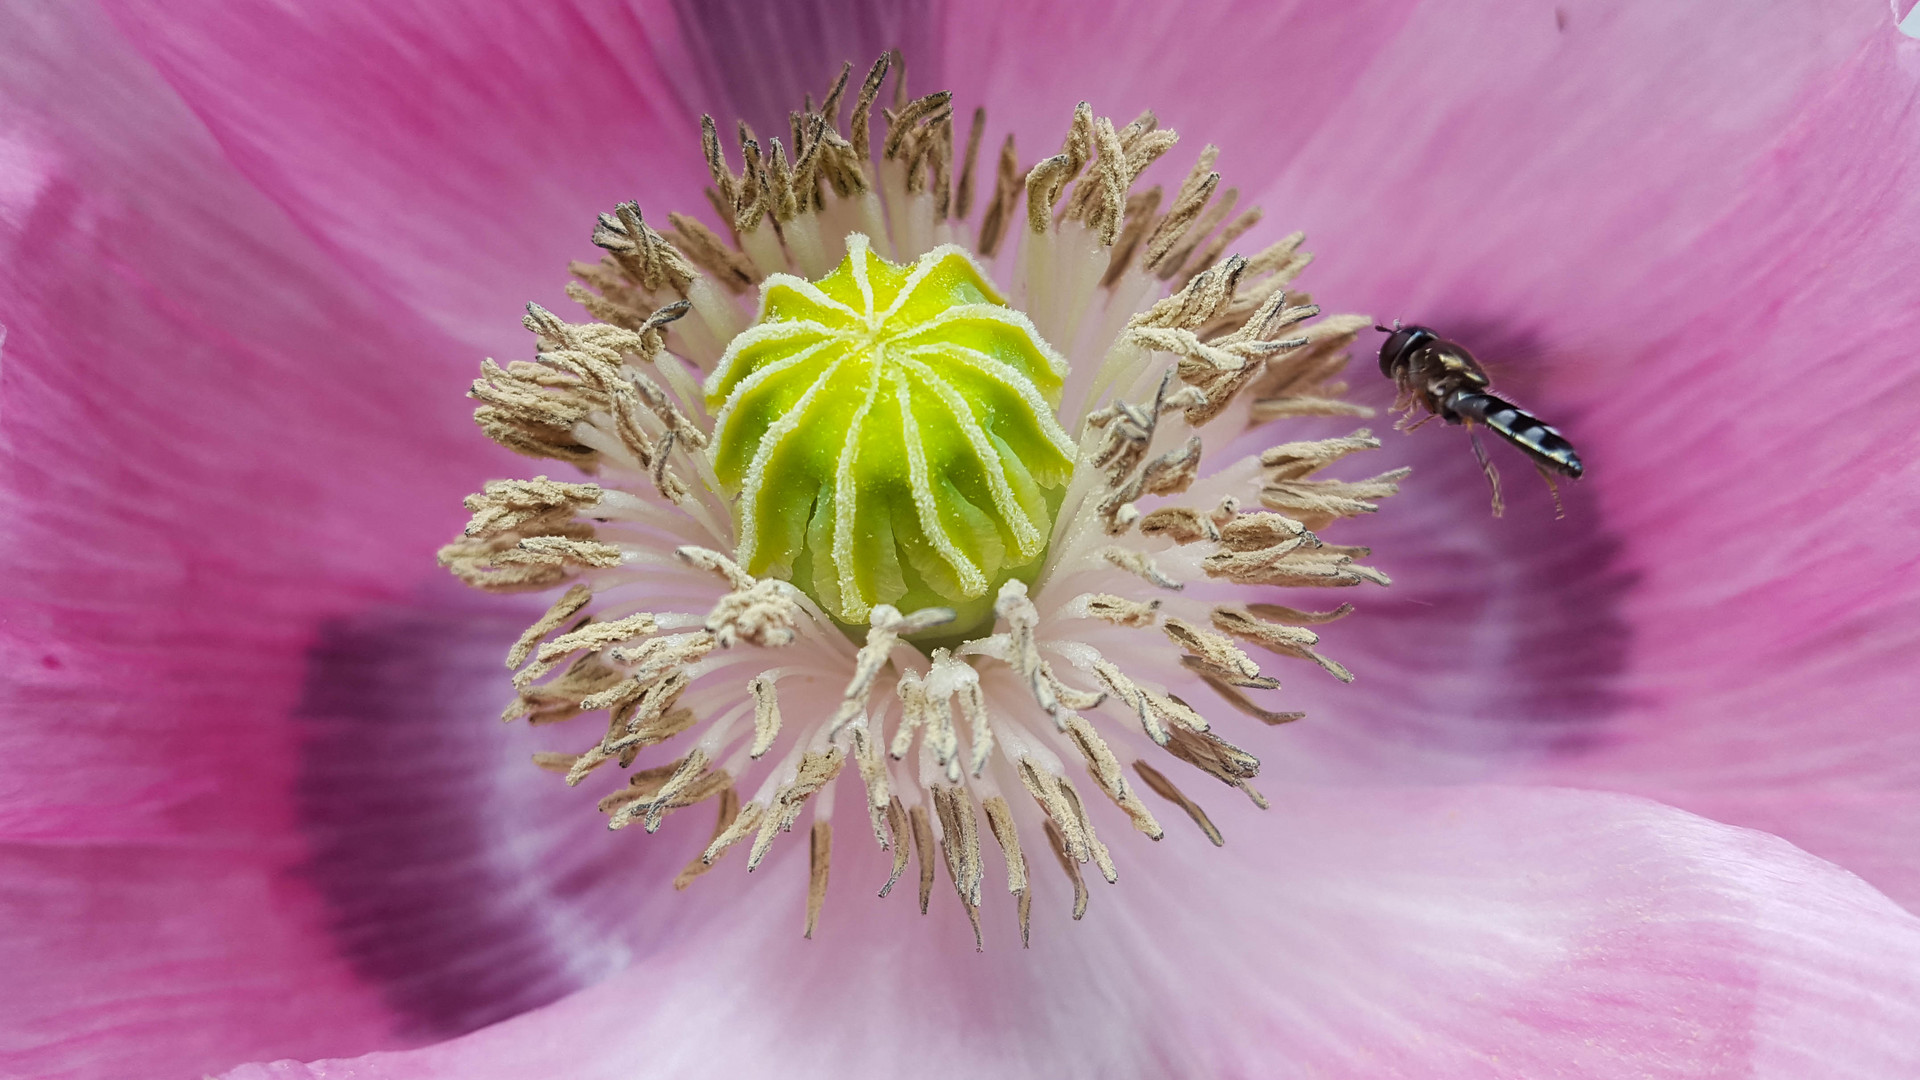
[5,2,1919,1078]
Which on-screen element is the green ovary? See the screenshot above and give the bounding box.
[706,235,1076,639]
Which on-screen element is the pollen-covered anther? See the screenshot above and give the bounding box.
[1210,605,1355,683]
[1084,653,1206,747]
[1064,592,1162,627]
[1161,724,1268,809]
[1136,505,1219,544]
[572,201,696,325]
[1061,713,1163,838]
[746,747,848,871]
[507,584,594,669]
[1248,311,1381,421]
[520,612,661,688]
[463,477,605,538]
[1086,372,1205,485]
[1096,433,1203,535]
[1017,759,1117,886]
[604,749,732,833]
[464,301,703,506]
[440,51,1406,944]
[1198,510,1391,590]
[981,796,1033,946]
[1132,760,1224,846]
[932,785,986,949]
[678,545,804,648]
[847,723,894,847]
[1164,617,1277,691]
[438,478,609,592]
[438,533,621,596]
[1100,546,1184,590]
[1083,372,1215,533]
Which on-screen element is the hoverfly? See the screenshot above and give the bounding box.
[1377,323,1582,517]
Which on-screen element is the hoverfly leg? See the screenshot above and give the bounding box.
[1467,423,1505,518]
[1536,461,1566,520]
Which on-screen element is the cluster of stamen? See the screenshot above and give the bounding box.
[442,53,1404,947]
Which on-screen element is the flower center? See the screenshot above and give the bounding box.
[441,51,1407,947]
[706,236,1075,641]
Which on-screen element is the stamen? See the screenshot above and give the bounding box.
[879,795,912,897]
[595,202,696,296]
[805,821,832,939]
[1132,759,1224,846]
[910,802,937,914]
[663,212,759,292]
[993,581,1070,727]
[1042,819,1089,920]
[1137,506,1218,544]
[1142,145,1220,273]
[980,795,1032,947]
[748,747,846,870]
[743,673,782,758]
[848,55,891,174]
[529,613,660,681]
[932,785,985,949]
[1100,546,1183,590]
[1164,618,1273,689]
[1203,678,1306,726]
[1024,154,1075,235]
[1015,757,1115,886]
[674,785,742,889]
[955,106,986,221]
[1069,592,1161,627]
[605,748,728,832]
[818,62,853,131]
[836,605,955,735]
[703,800,766,868]
[1211,605,1355,682]
[1248,601,1356,625]
[848,721,893,846]
[501,654,621,725]
[1162,724,1264,807]
[1177,205,1263,287]
[1158,186,1239,281]
[975,134,1021,257]
[510,590,595,673]
[1101,186,1163,286]
[1061,714,1163,837]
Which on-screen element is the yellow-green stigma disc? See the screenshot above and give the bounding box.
[705,235,1075,640]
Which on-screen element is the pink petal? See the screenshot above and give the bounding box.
[101,0,718,357]
[938,0,1421,201]
[0,6,510,1074]
[222,787,1920,1079]
[19,4,1917,1074]
[641,0,947,142]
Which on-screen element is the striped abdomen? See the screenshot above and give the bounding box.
[1445,390,1584,479]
